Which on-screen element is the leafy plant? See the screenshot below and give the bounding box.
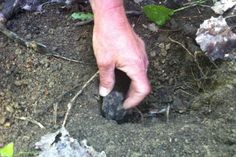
[143,5,174,26]
[143,0,206,26]
[71,12,93,21]
[0,143,14,157]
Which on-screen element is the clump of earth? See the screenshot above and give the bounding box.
[0,0,236,156]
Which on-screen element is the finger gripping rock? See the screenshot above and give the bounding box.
[101,70,130,121]
[101,91,126,121]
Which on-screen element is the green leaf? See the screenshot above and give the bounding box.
[71,12,93,21]
[0,142,14,157]
[143,5,175,26]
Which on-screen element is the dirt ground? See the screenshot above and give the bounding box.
[0,0,236,156]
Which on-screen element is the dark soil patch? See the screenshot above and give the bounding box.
[0,1,236,156]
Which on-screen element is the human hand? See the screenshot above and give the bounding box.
[92,7,151,109]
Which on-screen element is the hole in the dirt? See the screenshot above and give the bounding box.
[99,69,153,124]
[113,111,142,124]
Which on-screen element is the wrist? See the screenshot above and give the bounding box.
[89,0,123,13]
[90,0,128,28]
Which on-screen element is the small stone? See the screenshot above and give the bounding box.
[49,81,55,88]
[52,47,58,51]
[147,23,159,32]
[0,91,5,96]
[159,43,165,49]
[12,102,20,109]
[161,49,168,57]
[39,58,50,68]
[0,115,6,125]
[150,50,156,57]
[168,78,174,85]
[25,34,32,40]
[5,70,11,75]
[4,121,11,127]
[48,29,54,35]
[165,43,171,50]
[6,105,14,113]
[154,62,159,69]
[161,59,166,64]
[142,24,147,29]
[102,91,126,121]
[15,48,22,55]
[14,79,30,86]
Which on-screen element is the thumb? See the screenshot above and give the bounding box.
[98,64,115,97]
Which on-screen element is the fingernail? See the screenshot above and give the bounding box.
[99,86,110,97]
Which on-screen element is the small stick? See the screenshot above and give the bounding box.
[62,71,99,127]
[166,105,170,123]
[0,24,85,64]
[49,54,85,64]
[15,116,45,129]
[134,107,144,122]
[75,19,93,26]
[53,102,58,125]
[168,37,194,58]
[169,37,206,78]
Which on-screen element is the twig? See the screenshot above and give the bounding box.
[62,71,99,127]
[174,0,206,12]
[75,19,94,26]
[169,37,194,57]
[49,54,85,64]
[15,116,45,129]
[134,107,144,122]
[166,105,170,123]
[53,102,58,125]
[225,14,236,19]
[168,37,206,78]
[0,24,85,64]
[126,10,142,16]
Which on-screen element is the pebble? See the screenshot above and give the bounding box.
[153,61,159,69]
[4,121,11,127]
[147,23,159,32]
[158,43,165,49]
[102,91,126,121]
[6,105,14,113]
[25,34,32,40]
[48,29,54,35]
[49,81,55,88]
[15,48,22,55]
[12,102,20,109]
[161,49,168,57]
[0,115,6,125]
[161,58,166,64]
[165,43,171,50]
[168,78,174,85]
[150,50,156,57]
[14,79,30,86]
[39,58,50,68]
[52,46,58,51]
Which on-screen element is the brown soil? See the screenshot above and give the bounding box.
[0,1,236,157]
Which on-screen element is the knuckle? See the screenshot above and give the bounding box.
[100,74,113,85]
[97,60,111,69]
[100,81,113,88]
[141,85,151,96]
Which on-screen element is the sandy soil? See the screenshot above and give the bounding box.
[0,1,236,156]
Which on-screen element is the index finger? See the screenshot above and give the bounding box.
[123,69,151,109]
